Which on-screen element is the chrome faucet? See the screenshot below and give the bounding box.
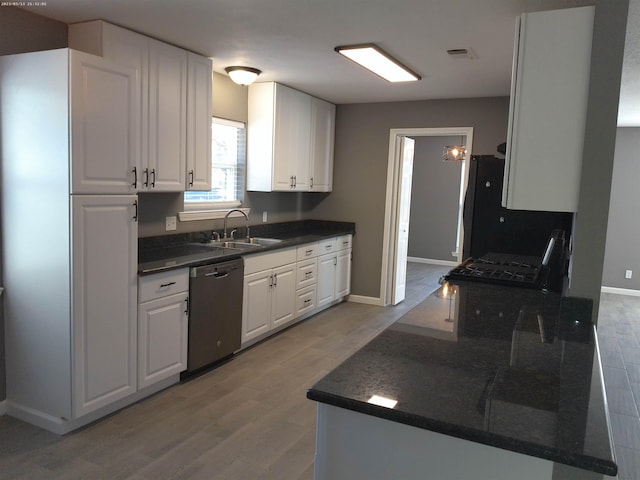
[223,209,250,240]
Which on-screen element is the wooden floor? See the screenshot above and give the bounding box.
[0,263,448,480]
[3,266,638,479]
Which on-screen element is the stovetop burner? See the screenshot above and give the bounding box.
[446,253,543,288]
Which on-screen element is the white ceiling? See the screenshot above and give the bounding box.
[24,0,639,125]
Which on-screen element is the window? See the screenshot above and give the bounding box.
[184,117,245,210]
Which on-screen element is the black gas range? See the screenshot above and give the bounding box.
[445,230,568,292]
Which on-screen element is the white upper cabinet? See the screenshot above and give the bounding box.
[310,97,335,192]
[147,39,187,191]
[69,20,210,193]
[247,82,335,192]
[70,51,139,194]
[502,6,594,212]
[186,52,213,191]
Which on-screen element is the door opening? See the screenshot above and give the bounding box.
[381,127,474,306]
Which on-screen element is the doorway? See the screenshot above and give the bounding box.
[381,127,474,305]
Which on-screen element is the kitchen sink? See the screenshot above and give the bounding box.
[209,237,283,249]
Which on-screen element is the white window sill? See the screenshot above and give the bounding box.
[178,207,250,222]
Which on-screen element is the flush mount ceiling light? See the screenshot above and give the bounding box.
[443,145,467,161]
[224,66,262,86]
[335,44,421,82]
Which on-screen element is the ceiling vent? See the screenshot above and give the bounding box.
[446,48,477,60]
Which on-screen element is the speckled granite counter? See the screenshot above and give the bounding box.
[138,220,355,274]
[307,281,617,478]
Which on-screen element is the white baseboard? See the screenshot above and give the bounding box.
[0,400,6,415]
[347,294,385,306]
[601,286,640,297]
[407,257,457,267]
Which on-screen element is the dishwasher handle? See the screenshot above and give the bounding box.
[205,271,230,279]
[191,259,244,279]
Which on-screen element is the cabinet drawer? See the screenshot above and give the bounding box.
[139,268,189,303]
[337,234,352,250]
[318,237,337,255]
[297,242,319,261]
[296,285,317,317]
[244,247,297,275]
[296,258,318,289]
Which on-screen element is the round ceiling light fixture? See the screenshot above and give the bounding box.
[224,66,262,86]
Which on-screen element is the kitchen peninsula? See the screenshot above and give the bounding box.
[307,281,617,479]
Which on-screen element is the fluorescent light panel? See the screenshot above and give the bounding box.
[335,44,421,82]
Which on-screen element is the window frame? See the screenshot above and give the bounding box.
[180,117,247,221]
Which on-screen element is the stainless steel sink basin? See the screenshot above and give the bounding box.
[244,237,283,246]
[208,237,283,249]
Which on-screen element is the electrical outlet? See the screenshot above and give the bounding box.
[165,216,177,231]
[263,211,268,222]
[625,270,633,279]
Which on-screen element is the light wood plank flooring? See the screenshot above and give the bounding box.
[4,266,637,479]
[0,263,448,480]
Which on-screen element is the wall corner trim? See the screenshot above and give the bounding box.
[347,295,385,306]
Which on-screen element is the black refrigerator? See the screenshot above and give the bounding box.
[462,155,573,260]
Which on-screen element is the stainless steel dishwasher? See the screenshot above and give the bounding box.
[186,258,244,374]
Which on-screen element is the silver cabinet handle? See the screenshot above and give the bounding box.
[184,297,189,315]
[150,169,156,188]
[306,249,313,256]
[160,281,176,288]
[143,168,149,187]
[274,273,278,286]
[132,200,138,222]
[310,177,314,188]
[131,166,137,188]
[188,169,194,187]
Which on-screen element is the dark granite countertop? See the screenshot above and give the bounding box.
[307,280,617,476]
[138,220,355,275]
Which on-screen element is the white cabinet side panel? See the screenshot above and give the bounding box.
[247,82,276,191]
[1,49,73,418]
[505,7,594,212]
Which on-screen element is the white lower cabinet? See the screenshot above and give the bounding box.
[317,235,352,309]
[242,248,297,345]
[242,236,352,347]
[72,195,139,419]
[137,269,189,389]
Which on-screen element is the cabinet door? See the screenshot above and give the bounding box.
[335,248,352,299]
[138,292,188,389]
[310,97,335,192]
[317,253,336,308]
[273,84,311,191]
[503,6,594,212]
[186,52,212,191]
[271,263,296,328]
[72,195,138,418]
[70,51,140,194]
[99,22,149,189]
[148,39,187,191]
[242,270,273,343]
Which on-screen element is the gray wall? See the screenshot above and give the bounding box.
[310,97,511,299]
[0,7,67,404]
[407,136,463,262]
[602,127,640,290]
[568,0,629,318]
